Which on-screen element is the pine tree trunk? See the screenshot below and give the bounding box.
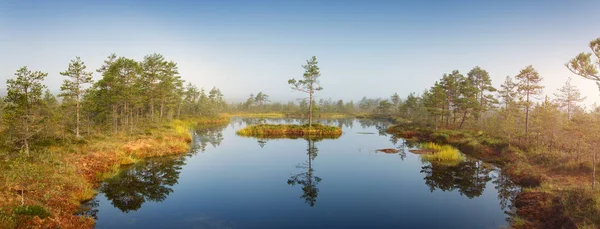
[525,92,530,138]
[76,94,80,138]
[577,139,581,163]
[124,103,128,130]
[160,99,165,120]
[113,105,118,132]
[594,150,597,190]
[567,101,571,120]
[24,87,29,154]
[130,109,134,132]
[459,110,467,129]
[309,83,313,128]
[20,189,24,206]
[150,98,155,121]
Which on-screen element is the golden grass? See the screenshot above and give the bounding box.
[190,114,231,125]
[419,142,465,165]
[236,123,342,139]
[318,113,352,118]
[231,112,286,118]
[0,119,198,228]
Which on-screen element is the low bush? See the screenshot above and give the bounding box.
[13,205,51,219]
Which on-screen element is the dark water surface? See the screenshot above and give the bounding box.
[88,118,519,229]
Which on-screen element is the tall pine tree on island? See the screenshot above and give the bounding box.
[288,56,322,128]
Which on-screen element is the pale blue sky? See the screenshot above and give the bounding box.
[1,0,600,105]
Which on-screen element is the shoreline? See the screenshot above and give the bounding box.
[0,117,230,228]
[386,124,581,229]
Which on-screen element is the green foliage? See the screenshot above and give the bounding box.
[59,56,94,138]
[13,205,51,219]
[4,66,48,152]
[431,132,449,143]
[289,56,323,126]
[567,38,600,81]
[515,65,544,135]
[376,100,393,114]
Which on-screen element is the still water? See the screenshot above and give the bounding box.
[86,118,519,229]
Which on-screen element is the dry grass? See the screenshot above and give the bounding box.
[231,112,286,118]
[192,114,231,124]
[386,124,600,228]
[0,119,196,228]
[236,123,342,138]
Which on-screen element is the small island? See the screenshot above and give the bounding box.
[236,123,342,138]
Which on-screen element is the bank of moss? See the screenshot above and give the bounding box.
[0,117,227,228]
[386,123,597,228]
[237,123,342,138]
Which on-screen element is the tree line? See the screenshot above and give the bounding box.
[1,53,226,154]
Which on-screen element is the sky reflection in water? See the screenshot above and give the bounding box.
[89,118,520,229]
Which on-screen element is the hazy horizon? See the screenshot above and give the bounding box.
[2,0,600,106]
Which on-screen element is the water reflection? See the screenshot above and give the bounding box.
[99,156,186,213]
[193,123,227,153]
[493,170,521,212]
[420,159,493,198]
[287,138,321,207]
[357,119,391,136]
[90,118,519,228]
[235,117,357,130]
[257,139,268,148]
[389,135,408,160]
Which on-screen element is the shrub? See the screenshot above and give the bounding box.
[433,133,449,143]
[13,205,51,219]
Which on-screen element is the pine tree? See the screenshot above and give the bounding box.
[289,56,323,127]
[467,66,496,121]
[515,65,544,136]
[554,77,585,120]
[59,57,94,138]
[4,66,47,153]
[498,76,519,110]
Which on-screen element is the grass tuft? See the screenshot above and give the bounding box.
[420,142,465,165]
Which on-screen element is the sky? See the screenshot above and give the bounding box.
[2,0,600,106]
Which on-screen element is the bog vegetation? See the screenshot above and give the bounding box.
[0,53,229,228]
[419,142,465,166]
[2,37,600,228]
[236,124,342,139]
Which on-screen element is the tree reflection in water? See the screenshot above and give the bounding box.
[287,138,322,207]
[357,119,391,136]
[257,138,268,148]
[193,123,227,153]
[493,170,521,212]
[420,159,493,198]
[99,156,186,213]
[389,135,407,160]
